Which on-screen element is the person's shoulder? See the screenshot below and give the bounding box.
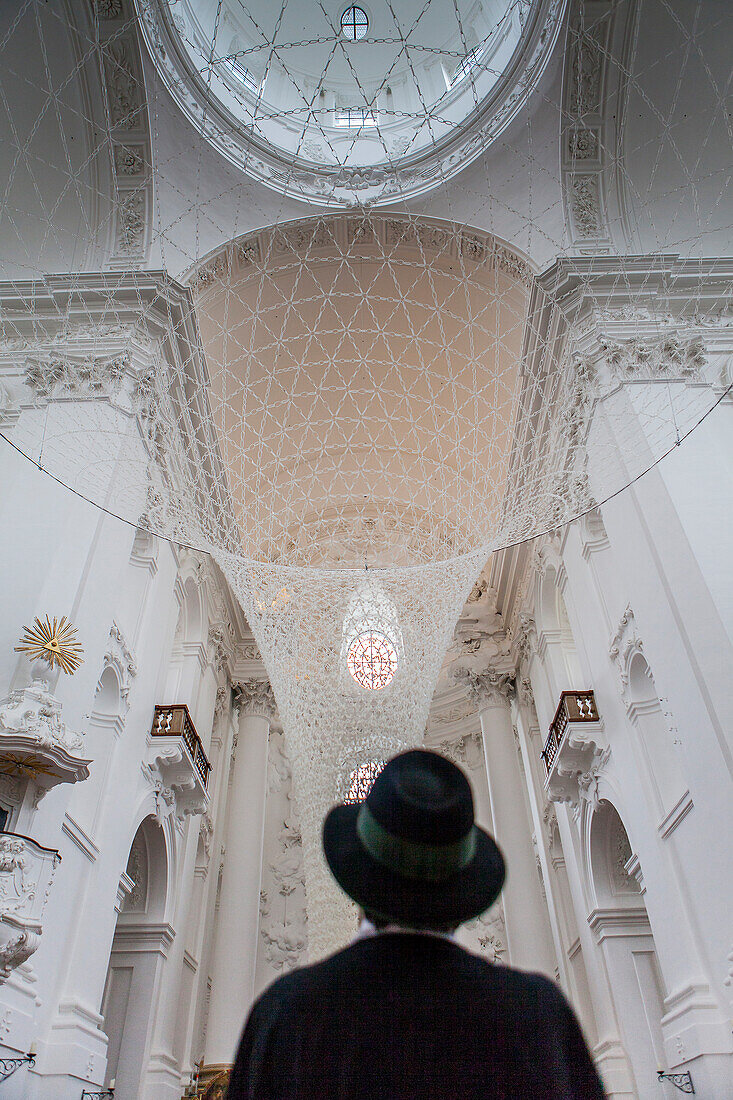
[250,940,368,1013]
[465,958,570,1008]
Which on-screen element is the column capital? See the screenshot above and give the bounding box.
[454,667,515,710]
[234,678,277,721]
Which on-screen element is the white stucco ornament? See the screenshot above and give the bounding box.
[138,0,564,207]
[0,833,60,983]
[0,678,91,792]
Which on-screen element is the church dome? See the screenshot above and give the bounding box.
[140,0,563,205]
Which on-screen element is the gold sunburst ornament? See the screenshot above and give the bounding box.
[15,615,84,675]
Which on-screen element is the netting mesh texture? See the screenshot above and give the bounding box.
[0,0,730,956]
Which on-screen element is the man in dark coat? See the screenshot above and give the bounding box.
[227,749,606,1099]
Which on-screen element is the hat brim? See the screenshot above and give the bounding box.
[323,804,506,928]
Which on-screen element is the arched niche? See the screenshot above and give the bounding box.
[587,800,667,1095]
[625,651,687,821]
[93,665,122,719]
[121,815,168,919]
[536,561,583,688]
[100,816,171,1094]
[181,574,203,646]
[589,800,641,909]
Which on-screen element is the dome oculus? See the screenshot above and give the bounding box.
[144,0,562,206]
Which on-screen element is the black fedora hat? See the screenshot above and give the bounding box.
[323,749,505,928]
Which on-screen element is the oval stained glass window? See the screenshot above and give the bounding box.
[346,630,398,689]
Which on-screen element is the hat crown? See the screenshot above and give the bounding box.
[366,749,474,845]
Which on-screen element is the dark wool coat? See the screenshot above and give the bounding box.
[226,932,606,1100]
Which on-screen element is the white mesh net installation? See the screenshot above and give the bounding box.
[0,0,730,955]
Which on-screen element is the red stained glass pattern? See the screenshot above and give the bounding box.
[344,760,386,804]
[346,631,398,690]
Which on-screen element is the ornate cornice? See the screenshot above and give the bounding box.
[185,215,535,297]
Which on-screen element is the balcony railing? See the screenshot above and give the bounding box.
[151,705,211,788]
[541,690,599,775]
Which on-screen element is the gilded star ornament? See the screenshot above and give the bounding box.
[0,754,61,780]
[15,615,84,675]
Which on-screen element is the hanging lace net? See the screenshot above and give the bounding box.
[0,0,730,956]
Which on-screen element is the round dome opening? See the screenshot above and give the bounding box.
[143,0,562,204]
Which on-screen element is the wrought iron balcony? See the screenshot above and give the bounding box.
[151,705,211,789]
[541,690,605,805]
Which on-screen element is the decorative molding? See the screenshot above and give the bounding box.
[464,906,506,963]
[142,738,209,823]
[61,813,100,863]
[0,930,40,981]
[23,352,131,402]
[93,0,125,18]
[608,812,640,894]
[623,853,645,894]
[115,871,135,914]
[573,747,611,816]
[517,676,535,707]
[114,142,144,176]
[569,175,602,238]
[453,667,514,710]
[513,612,537,665]
[234,679,277,721]
[95,3,152,265]
[115,189,146,254]
[102,38,142,130]
[608,605,642,703]
[0,834,60,982]
[138,0,564,208]
[99,620,138,714]
[658,789,694,840]
[208,623,234,679]
[124,831,147,912]
[0,679,91,798]
[438,730,483,772]
[588,906,650,942]
[601,336,706,382]
[185,216,535,298]
[562,9,612,251]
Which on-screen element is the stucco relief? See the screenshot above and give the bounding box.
[0,835,59,982]
[454,667,515,709]
[602,336,706,381]
[96,3,152,263]
[124,831,148,912]
[23,353,130,401]
[464,906,507,964]
[0,678,91,799]
[439,731,483,772]
[569,176,602,237]
[103,39,141,130]
[99,621,137,714]
[0,680,84,756]
[257,729,308,982]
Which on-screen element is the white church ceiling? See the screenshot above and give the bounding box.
[0,0,730,957]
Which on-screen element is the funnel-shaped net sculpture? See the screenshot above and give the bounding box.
[0,0,731,955]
